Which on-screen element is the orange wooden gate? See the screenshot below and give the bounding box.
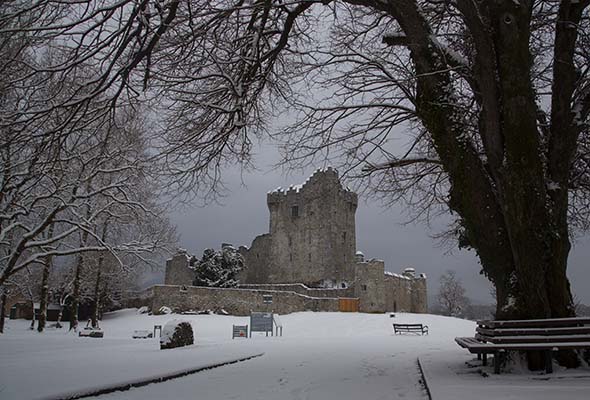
[338,298,360,312]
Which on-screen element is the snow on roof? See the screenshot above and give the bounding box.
[267,167,349,195]
[269,177,310,194]
[384,271,411,280]
[355,251,364,256]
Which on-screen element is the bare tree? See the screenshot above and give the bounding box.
[6,266,42,330]
[3,0,589,369]
[437,270,469,318]
[1,3,178,295]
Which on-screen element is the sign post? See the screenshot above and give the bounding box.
[232,325,248,339]
[250,312,274,337]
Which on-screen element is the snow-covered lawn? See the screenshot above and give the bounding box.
[1,310,589,400]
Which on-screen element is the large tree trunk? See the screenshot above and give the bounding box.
[37,224,55,333]
[484,1,577,331]
[70,199,93,332]
[91,223,109,329]
[30,301,35,330]
[0,290,7,334]
[55,295,66,329]
[91,254,104,329]
[37,261,51,333]
[385,0,578,370]
[69,253,83,332]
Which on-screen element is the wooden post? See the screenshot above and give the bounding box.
[153,325,162,337]
[545,350,553,374]
[493,350,504,374]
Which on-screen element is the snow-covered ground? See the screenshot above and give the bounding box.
[1,310,589,400]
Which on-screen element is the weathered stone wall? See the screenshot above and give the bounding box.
[383,271,428,313]
[238,234,272,284]
[124,287,154,309]
[384,273,413,312]
[149,285,340,316]
[238,283,354,298]
[354,260,386,313]
[164,251,195,286]
[410,275,428,313]
[242,168,358,286]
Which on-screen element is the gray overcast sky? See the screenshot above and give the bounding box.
[168,144,590,306]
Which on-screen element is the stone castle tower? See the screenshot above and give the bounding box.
[240,168,358,286]
[162,168,427,314]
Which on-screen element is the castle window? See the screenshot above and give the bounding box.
[263,295,273,304]
[342,231,347,243]
[256,253,259,259]
[290,253,293,262]
[291,206,299,217]
[341,283,346,289]
[180,285,188,293]
[362,284,367,291]
[308,253,311,261]
[288,236,292,246]
[344,254,346,261]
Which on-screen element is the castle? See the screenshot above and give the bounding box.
[156,169,427,315]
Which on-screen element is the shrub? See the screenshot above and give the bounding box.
[160,320,194,350]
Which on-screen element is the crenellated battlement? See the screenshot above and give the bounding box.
[267,168,357,206]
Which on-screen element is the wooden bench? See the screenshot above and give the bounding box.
[393,323,429,335]
[78,327,104,338]
[456,317,590,374]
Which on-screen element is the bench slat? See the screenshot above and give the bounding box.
[478,317,590,329]
[393,323,428,335]
[455,337,590,352]
[476,333,590,344]
[393,324,425,328]
[476,326,590,336]
[455,337,481,348]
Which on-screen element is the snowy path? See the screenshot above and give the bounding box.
[82,311,467,400]
[88,335,428,400]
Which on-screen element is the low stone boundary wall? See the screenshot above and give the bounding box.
[149,285,340,315]
[124,287,154,309]
[238,283,354,298]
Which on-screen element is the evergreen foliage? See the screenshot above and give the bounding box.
[193,247,244,288]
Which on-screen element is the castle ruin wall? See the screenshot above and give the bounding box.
[149,285,340,316]
[354,260,386,313]
[164,252,195,286]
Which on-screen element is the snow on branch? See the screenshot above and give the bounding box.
[362,157,443,174]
